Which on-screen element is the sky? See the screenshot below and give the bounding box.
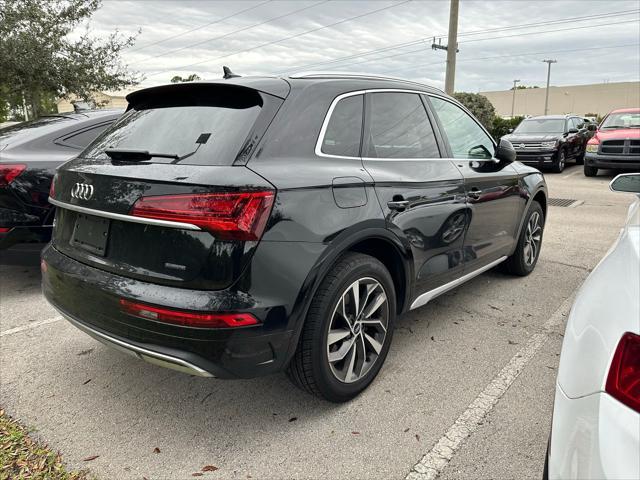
[79,0,640,93]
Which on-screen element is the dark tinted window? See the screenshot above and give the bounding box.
[62,123,112,149]
[83,87,266,165]
[429,96,494,159]
[0,116,75,146]
[321,95,363,157]
[366,92,439,159]
[513,118,565,134]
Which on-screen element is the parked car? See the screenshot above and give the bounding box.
[584,108,640,177]
[0,110,122,249]
[502,114,591,173]
[546,173,639,479]
[41,73,547,402]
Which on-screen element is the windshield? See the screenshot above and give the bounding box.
[600,112,640,129]
[82,86,266,165]
[514,118,565,134]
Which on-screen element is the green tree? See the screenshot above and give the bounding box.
[490,116,524,139]
[453,92,496,131]
[170,74,202,83]
[0,0,139,120]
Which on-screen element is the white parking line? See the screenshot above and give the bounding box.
[0,316,63,337]
[406,293,576,480]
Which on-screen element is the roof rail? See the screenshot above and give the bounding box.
[288,71,444,93]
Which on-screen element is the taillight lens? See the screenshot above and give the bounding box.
[119,299,259,328]
[49,174,57,199]
[606,332,640,412]
[0,164,26,187]
[130,191,274,241]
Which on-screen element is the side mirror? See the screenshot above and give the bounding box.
[568,128,579,134]
[610,173,640,194]
[508,128,514,133]
[587,124,597,132]
[495,138,516,163]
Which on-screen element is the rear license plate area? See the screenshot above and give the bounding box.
[71,214,110,256]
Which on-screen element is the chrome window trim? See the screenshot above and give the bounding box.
[315,88,457,161]
[59,310,214,377]
[410,256,507,310]
[48,198,202,231]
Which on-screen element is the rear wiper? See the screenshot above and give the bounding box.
[105,149,179,161]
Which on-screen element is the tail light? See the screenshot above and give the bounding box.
[606,332,640,412]
[49,174,58,199]
[0,227,11,233]
[119,299,259,328]
[130,191,274,241]
[0,164,26,187]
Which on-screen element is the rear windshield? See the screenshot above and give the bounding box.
[514,119,565,134]
[0,116,75,146]
[82,86,266,165]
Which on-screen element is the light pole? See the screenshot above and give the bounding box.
[511,79,520,117]
[542,59,557,115]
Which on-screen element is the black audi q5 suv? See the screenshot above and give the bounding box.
[42,73,547,402]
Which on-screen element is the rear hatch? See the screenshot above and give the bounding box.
[50,81,287,290]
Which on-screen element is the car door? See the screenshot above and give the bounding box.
[426,95,522,274]
[360,91,468,297]
[565,117,582,157]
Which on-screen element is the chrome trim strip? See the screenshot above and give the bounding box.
[49,198,201,231]
[60,311,214,377]
[409,256,508,310]
[314,88,496,161]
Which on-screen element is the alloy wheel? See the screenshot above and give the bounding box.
[326,277,389,383]
[523,211,542,266]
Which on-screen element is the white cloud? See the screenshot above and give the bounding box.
[81,0,640,92]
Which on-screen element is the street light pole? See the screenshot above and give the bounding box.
[542,59,557,115]
[511,79,520,117]
[444,0,459,95]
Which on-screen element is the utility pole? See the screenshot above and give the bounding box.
[511,79,520,117]
[542,59,557,115]
[444,0,459,95]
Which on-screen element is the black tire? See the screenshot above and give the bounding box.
[551,149,565,173]
[287,252,396,402]
[584,164,598,177]
[503,201,544,276]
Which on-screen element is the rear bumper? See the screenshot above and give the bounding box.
[549,384,640,479]
[41,244,296,379]
[0,225,52,249]
[585,153,640,170]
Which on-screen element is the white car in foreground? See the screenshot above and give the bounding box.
[547,173,640,479]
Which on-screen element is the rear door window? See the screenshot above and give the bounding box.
[60,123,113,149]
[82,86,277,165]
[365,92,440,159]
[320,94,363,157]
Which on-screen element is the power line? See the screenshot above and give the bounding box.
[276,9,639,74]
[133,0,329,64]
[282,17,639,74]
[144,0,413,78]
[374,43,640,76]
[128,0,272,53]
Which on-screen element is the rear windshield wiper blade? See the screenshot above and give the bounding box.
[105,149,179,161]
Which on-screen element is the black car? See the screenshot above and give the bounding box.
[502,115,594,173]
[0,110,122,249]
[42,74,547,402]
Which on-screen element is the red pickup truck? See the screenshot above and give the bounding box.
[584,108,640,177]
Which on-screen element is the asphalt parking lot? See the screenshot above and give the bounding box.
[1,164,636,480]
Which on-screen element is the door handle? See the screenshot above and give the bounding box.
[468,188,482,200]
[387,200,409,211]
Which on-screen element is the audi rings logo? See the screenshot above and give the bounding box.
[71,183,94,200]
